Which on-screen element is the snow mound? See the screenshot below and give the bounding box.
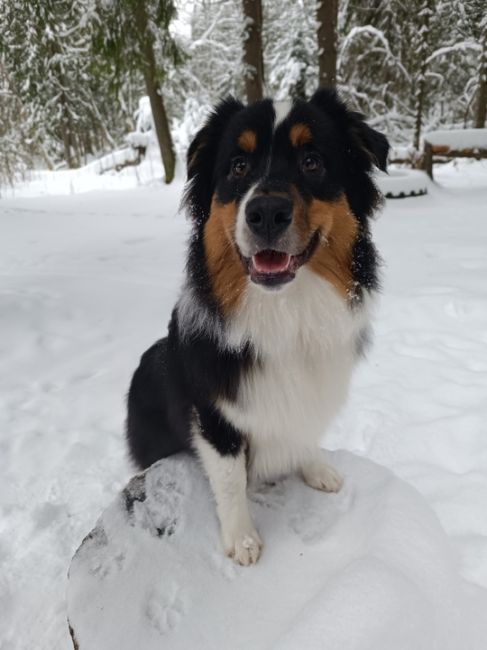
[376,168,428,198]
[67,450,487,650]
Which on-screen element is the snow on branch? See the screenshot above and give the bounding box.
[339,25,410,81]
[426,41,481,65]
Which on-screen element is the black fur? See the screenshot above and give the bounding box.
[127,310,255,467]
[184,96,245,222]
[126,338,191,468]
[126,91,389,470]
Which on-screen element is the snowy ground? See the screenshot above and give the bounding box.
[1,159,487,648]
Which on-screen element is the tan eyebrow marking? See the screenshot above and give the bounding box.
[290,123,312,147]
[238,129,257,153]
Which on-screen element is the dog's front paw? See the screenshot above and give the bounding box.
[223,528,263,566]
[302,461,343,493]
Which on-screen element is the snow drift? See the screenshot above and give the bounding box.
[67,450,487,650]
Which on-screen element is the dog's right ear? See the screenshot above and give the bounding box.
[310,89,389,172]
[183,97,244,222]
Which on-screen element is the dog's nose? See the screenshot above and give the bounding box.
[245,195,293,241]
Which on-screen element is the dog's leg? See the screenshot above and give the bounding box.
[301,453,343,493]
[193,410,262,566]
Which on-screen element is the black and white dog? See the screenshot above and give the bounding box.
[127,89,389,565]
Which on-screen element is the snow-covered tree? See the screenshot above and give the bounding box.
[1,0,486,180]
[0,0,92,167]
[0,0,140,171]
[0,60,33,185]
[337,0,485,147]
[264,0,318,100]
[339,1,416,143]
[91,0,184,183]
[167,0,246,153]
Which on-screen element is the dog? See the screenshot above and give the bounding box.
[126,89,389,565]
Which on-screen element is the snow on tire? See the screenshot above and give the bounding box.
[376,169,429,199]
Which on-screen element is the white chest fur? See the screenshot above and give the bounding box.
[218,268,371,481]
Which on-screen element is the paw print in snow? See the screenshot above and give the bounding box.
[145,585,185,635]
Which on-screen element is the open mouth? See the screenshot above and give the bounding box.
[245,230,320,287]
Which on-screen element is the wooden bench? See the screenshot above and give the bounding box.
[423,129,487,179]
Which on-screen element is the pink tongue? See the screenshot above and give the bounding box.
[252,250,291,274]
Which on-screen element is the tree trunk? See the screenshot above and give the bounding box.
[413,67,427,151]
[475,22,487,128]
[242,0,264,103]
[317,0,338,88]
[413,0,433,151]
[61,122,74,169]
[36,141,55,171]
[143,72,176,184]
[59,90,78,169]
[134,2,176,184]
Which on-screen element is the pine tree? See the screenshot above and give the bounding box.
[91,0,184,183]
[339,0,414,142]
[0,59,34,185]
[0,0,139,171]
[183,0,245,103]
[0,0,92,167]
[263,0,318,101]
[166,0,246,153]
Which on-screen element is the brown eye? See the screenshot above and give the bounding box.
[301,154,323,174]
[231,157,249,178]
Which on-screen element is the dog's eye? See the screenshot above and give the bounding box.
[301,154,323,174]
[231,157,249,178]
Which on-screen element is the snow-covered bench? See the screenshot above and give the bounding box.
[67,451,487,649]
[423,129,487,179]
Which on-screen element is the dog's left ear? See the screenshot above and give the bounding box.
[310,89,389,172]
[183,97,244,221]
[347,111,389,172]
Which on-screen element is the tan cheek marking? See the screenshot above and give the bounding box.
[238,129,257,153]
[204,196,247,314]
[307,195,358,299]
[290,123,312,147]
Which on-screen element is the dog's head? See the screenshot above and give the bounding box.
[183,90,389,312]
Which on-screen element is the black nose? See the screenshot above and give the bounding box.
[245,195,293,241]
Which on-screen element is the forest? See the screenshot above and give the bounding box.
[0,0,486,185]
